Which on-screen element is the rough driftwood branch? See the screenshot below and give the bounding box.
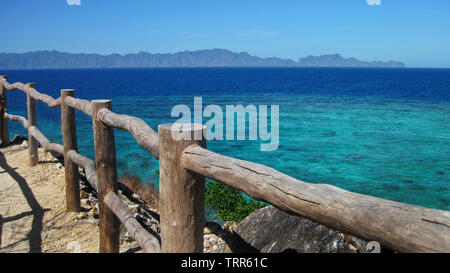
[97,108,159,159]
[64,96,93,116]
[2,79,61,108]
[4,113,29,129]
[5,113,64,154]
[104,192,161,253]
[66,150,97,191]
[28,126,64,154]
[182,146,450,253]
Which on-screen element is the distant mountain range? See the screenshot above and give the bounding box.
[0,49,405,69]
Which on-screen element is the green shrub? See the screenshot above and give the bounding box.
[205,179,267,223]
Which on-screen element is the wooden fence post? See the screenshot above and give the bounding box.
[27,83,38,166]
[158,123,206,253]
[0,75,9,146]
[92,100,119,253]
[61,89,81,212]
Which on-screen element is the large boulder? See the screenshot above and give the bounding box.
[233,206,370,253]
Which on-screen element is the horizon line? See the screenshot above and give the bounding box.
[3,66,450,70]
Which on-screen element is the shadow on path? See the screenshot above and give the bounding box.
[0,151,49,253]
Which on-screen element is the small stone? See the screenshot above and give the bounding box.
[129,204,139,213]
[204,240,211,248]
[80,191,89,199]
[21,141,28,148]
[209,237,217,245]
[204,227,213,235]
[56,163,63,169]
[87,219,98,225]
[88,196,98,208]
[223,221,237,231]
[212,245,218,251]
[88,209,98,218]
[76,212,87,219]
[81,199,89,206]
[348,244,358,252]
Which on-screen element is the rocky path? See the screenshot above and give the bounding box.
[0,143,103,252]
[0,141,149,253]
[0,141,232,253]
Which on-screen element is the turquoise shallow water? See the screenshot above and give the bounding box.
[3,67,450,211]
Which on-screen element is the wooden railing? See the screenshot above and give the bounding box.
[1,75,449,253]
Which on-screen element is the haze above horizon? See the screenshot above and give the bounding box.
[1,0,449,68]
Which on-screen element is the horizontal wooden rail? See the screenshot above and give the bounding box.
[104,192,161,253]
[4,113,29,129]
[97,108,159,159]
[5,112,65,155]
[64,96,93,116]
[28,126,64,155]
[66,150,98,191]
[63,100,159,158]
[2,78,61,108]
[182,145,450,253]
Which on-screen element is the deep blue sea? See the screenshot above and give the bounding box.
[2,67,450,211]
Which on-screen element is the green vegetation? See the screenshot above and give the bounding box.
[205,179,267,223]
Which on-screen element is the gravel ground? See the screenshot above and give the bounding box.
[0,142,138,253]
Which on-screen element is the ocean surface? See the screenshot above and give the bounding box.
[2,67,450,211]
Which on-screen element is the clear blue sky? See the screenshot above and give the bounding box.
[1,0,449,67]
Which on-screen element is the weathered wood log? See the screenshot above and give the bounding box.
[182,146,450,253]
[159,123,206,253]
[27,83,38,166]
[27,126,50,147]
[45,143,65,155]
[5,113,64,156]
[92,100,120,253]
[4,114,62,154]
[27,126,64,155]
[97,108,159,159]
[4,113,29,129]
[0,76,10,145]
[61,89,81,212]
[1,78,61,108]
[66,150,97,191]
[104,192,161,253]
[64,96,92,116]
